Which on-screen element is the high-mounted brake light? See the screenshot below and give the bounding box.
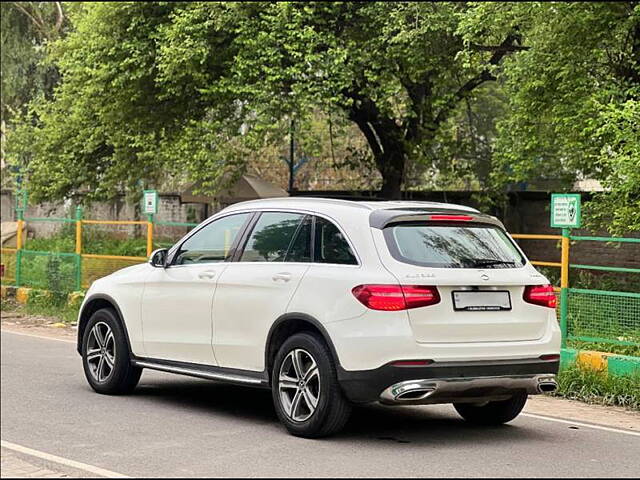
[523,285,557,309]
[429,214,474,221]
[352,284,440,311]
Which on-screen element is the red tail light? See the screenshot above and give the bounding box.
[352,285,440,311]
[429,214,474,221]
[523,285,557,309]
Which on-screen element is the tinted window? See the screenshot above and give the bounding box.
[175,213,250,265]
[314,217,357,265]
[384,224,526,268]
[241,212,305,262]
[284,215,312,263]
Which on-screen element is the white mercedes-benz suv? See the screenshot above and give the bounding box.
[77,198,560,437]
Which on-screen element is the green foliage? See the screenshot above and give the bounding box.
[464,2,640,233]
[24,225,148,256]
[554,364,640,410]
[19,251,76,292]
[14,292,80,324]
[0,2,72,125]
[7,2,526,201]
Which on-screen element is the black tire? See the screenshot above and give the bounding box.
[454,392,528,425]
[272,332,351,438]
[81,308,141,395]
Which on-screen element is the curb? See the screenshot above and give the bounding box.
[561,348,639,378]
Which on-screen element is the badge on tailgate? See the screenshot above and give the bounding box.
[452,291,512,311]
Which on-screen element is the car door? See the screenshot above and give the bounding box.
[141,212,252,365]
[212,212,312,371]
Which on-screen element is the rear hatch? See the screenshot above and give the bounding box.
[373,214,552,343]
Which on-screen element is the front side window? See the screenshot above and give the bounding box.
[384,223,526,268]
[314,217,357,265]
[174,213,250,265]
[240,212,306,262]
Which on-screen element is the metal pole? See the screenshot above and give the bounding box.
[75,206,83,290]
[289,118,295,192]
[147,214,154,258]
[560,228,570,347]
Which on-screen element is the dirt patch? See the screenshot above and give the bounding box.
[1,309,77,342]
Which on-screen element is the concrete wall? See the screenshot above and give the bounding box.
[1,190,208,240]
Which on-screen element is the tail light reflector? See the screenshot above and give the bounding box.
[391,360,434,367]
[352,284,440,311]
[539,354,560,361]
[523,285,557,309]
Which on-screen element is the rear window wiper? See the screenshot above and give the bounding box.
[470,259,517,268]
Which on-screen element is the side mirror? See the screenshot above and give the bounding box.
[149,248,168,268]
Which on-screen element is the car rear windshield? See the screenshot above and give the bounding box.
[383,223,526,268]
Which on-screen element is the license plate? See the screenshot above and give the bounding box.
[452,291,512,311]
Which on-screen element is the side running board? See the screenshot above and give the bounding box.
[132,359,267,386]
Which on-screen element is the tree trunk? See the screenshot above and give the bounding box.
[377,149,405,199]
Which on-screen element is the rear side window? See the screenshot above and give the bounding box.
[314,217,357,265]
[240,212,305,262]
[384,223,525,268]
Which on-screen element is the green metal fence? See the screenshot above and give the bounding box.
[565,235,640,347]
[2,208,638,350]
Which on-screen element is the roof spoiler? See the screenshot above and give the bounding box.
[369,208,504,229]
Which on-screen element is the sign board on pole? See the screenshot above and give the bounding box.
[551,193,581,228]
[143,190,158,215]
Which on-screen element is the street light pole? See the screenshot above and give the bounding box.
[289,118,295,192]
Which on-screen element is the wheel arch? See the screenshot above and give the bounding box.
[77,294,132,355]
[264,313,341,384]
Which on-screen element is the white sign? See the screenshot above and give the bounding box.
[143,190,158,215]
[551,193,581,228]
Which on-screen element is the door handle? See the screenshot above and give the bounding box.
[198,270,217,280]
[272,272,291,282]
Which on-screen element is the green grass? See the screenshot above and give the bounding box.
[553,365,640,410]
[2,292,81,324]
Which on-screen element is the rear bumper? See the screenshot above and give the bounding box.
[337,358,559,404]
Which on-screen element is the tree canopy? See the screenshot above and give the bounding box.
[4,2,639,233]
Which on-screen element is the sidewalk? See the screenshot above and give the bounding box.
[1,448,68,479]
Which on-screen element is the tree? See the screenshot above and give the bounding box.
[1,2,70,167]
[8,2,523,201]
[463,2,639,232]
[200,2,524,198]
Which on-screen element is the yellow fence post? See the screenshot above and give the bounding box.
[15,209,24,287]
[559,228,571,347]
[75,206,83,290]
[147,214,154,257]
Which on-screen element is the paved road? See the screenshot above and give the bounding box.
[2,330,639,478]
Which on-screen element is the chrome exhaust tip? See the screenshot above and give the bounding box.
[537,379,558,393]
[395,388,436,401]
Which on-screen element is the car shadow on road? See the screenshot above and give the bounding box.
[132,376,550,445]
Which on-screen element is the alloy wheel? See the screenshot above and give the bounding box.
[86,322,116,383]
[278,348,321,422]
